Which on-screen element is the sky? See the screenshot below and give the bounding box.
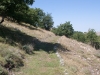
[30,0,100,32]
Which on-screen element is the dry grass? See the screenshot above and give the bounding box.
[14,51,64,75]
[57,36,100,75]
[0,18,100,75]
[2,20,56,43]
[94,50,100,58]
[0,42,25,75]
[0,19,64,75]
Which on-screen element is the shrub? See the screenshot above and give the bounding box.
[0,65,8,75]
[0,49,24,70]
[4,54,24,70]
[72,31,86,43]
[23,44,34,54]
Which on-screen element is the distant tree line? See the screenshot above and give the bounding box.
[51,22,100,50]
[72,29,100,49]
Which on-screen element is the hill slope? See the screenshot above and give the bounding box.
[0,19,100,75]
[57,36,100,75]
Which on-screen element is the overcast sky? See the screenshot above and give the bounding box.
[30,0,100,32]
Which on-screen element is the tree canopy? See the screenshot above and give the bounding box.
[0,0,35,23]
[40,13,54,30]
[86,29,98,47]
[72,31,86,43]
[52,21,74,37]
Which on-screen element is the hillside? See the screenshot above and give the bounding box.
[0,19,100,75]
[57,36,100,75]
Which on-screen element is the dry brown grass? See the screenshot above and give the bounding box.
[2,20,56,42]
[57,36,100,75]
[14,51,64,75]
[0,19,63,75]
[1,18,100,75]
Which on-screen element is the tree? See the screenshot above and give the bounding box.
[40,13,54,30]
[21,8,45,27]
[32,8,45,27]
[0,0,35,24]
[87,29,98,47]
[52,21,74,37]
[72,31,86,43]
[22,8,39,26]
[51,27,58,35]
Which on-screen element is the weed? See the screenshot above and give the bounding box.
[0,65,8,75]
[23,44,34,54]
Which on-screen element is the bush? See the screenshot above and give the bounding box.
[4,54,24,70]
[72,31,86,43]
[23,44,34,54]
[0,65,8,75]
[0,44,24,70]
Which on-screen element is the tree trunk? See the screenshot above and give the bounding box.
[0,16,5,24]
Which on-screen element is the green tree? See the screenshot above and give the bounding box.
[40,13,54,30]
[52,21,74,37]
[72,31,86,43]
[22,8,40,26]
[87,29,98,47]
[32,8,45,27]
[0,0,35,24]
[51,27,58,34]
[22,8,45,27]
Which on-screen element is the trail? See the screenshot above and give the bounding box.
[54,38,68,75]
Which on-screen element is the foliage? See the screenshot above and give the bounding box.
[5,54,24,68]
[23,9,54,30]
[0,0,54,30]
[0,65,8,75]
[19,8,43,26]
[0,0,35,14]
[0,0,35,23]
[71,29,100,49]
[86,29,98,47]
[33,8,45,27]
[40,13,54,30]
[51,27,58,34]
[0,43,24,72]
[23,44,34,54]
[52,21,74,37]
[72,31,86,43]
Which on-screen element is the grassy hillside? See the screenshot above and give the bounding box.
[0,19,100,75]
[57,36,100,75]
[0,19,64,75]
